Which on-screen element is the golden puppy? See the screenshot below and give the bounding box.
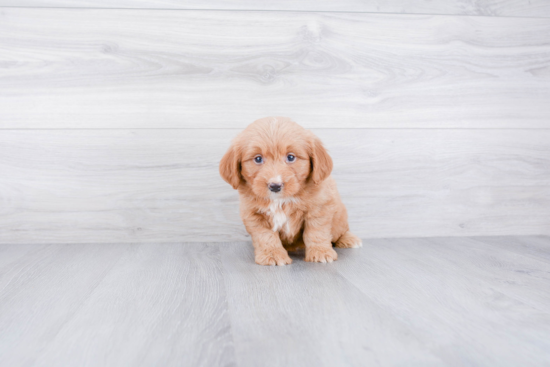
[220,116,361,266]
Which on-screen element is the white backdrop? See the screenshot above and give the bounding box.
[1,2,549,243]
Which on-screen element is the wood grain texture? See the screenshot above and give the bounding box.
[218,242,441,366]
[0,243,235,367]
[1,8,550,129]
[1,237,549,366]
[331,236,550,366]
[2,0,550,18]
[1,129,548,244]
[476,235,550,261]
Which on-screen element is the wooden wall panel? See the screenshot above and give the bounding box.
[1,0,550,18]
[2,6,549,243]
[1,9,550,129]
[1,129,548,244]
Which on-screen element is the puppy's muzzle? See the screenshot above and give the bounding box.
[268,183,283,193]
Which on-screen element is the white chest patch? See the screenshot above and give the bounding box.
[264,198,298,233]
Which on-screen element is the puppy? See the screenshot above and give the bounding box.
[220,117,361,266]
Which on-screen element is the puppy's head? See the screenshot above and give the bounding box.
[219,117,333,198]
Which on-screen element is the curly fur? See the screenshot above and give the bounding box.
[220,116,361,266]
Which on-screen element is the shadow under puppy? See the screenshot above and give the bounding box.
[220,116,361,266]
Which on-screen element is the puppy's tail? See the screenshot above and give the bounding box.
[334,231,363,248]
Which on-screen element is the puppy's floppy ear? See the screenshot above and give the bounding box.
[309,135,333,185]
[219,144,242,190]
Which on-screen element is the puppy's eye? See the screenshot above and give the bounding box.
[286,154,296,163]
[254,155,263,164]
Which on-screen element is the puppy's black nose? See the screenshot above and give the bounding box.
[268,183,282,193]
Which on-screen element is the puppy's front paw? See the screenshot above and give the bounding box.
[255,248,292,266]
[305,246,338,263]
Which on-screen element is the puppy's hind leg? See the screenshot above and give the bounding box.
[334,231,363,249]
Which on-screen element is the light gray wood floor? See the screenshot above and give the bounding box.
[1,236,549,366]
